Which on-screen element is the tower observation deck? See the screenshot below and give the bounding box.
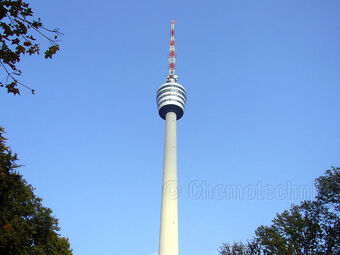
[157,82,186,120]
[157,20,186,255]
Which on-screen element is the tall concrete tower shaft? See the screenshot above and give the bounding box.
[159,111,178,255]
[157,20,186,255]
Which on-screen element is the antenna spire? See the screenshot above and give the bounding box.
[168,20,177,82]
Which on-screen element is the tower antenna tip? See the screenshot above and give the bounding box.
[171,19,175,24]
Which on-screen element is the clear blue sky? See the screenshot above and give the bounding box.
[1,0,340,255]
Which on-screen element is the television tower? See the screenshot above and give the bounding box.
[156,20,186,255]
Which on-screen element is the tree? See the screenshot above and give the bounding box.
[0,0,61,95]
[0,127,72,254]
[219,242,256,255]
[219,167,340,255]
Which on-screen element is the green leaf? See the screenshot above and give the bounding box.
[23,40,31,46]
[15,45,26,54]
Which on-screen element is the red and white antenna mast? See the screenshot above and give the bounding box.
[167,20,177,82]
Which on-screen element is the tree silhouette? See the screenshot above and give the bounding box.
[0,0,61,95]
[219,167,340,255]
[0,127,72,254]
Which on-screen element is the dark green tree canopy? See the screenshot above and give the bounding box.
[0,127,72,254]
[0,0,61,95]
[219,167,340,255]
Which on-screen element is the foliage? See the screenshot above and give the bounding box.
[0,0,62,95]
[219,242,258,255]
[219,167,340,255]
[0,127,72,255]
